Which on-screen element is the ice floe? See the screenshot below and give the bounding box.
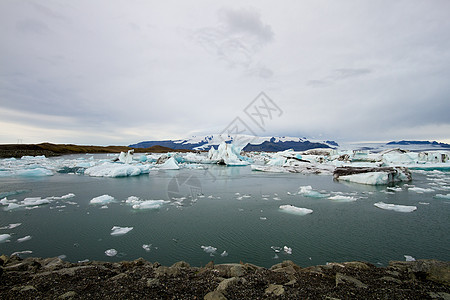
[374,202,417,213]
[85,162,147,177]
[90,195,115,205]
[434,193,450,199]
[404,255,416,262]
[118,150,134,164]
[142,244,152,252]
[279,205,313,215]
[221,250,228,257]
[0,234,11,243]
[110,226,133,236]
[0,223,22,230]
[125,196,168,210]
[17,235,32,243]
[328,195,357,202]
[408,187,435,193]
[201,245,217,256]
[158,156,180,170]
[297,186,330,198]
[105,249,118,257]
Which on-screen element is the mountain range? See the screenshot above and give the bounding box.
[129,134,338,152]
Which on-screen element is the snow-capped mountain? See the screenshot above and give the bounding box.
[129,134,338,151]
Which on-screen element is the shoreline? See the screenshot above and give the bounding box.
[1,255,448,299]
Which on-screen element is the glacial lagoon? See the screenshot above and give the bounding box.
[0,153,449,268]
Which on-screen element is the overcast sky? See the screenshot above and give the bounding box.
[1,0,449,145]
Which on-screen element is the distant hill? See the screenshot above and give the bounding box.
[387,140,450,148]
[0,143,189,158]
[130,134,338,152]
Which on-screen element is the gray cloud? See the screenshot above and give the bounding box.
[307,68,372,87]
[194,7,274,78]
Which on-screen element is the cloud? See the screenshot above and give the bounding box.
[307,68,372,87]
[193,7,274,78]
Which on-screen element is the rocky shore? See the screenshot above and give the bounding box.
[0,255,449,299]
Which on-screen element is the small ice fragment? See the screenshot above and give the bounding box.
[374,202,417,213]
[434,194,450,200]
[110,226,133,236]
[271,246,282,253]
[279,205,313,216]
[0,223,22,230]
[90,195,114,205]
[260,217,267,220]
[419,202,430,205]
[100,205,108,209]
[105,249,118,257]
[273,197,281,201]
[283,246,292,255]
[404,255,416,262]
[142,244,152,252]
[0,234,11,243]
[11,250,33,257]
[221,251,228,257]
[408,187,434,193]
[17,235,32,243]
[58,255,67,260]
[201,245,217,256]
[328,195,357,202]
[78,259,89,263]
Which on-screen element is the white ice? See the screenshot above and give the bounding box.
[0,223,22,230]
[125,196,168,210]
[85,162,145,177]
[374,202,417,213]
[408,187,434,193]
[158,157,180,170]
[90,195,115,205]
[110,226,133,236]
[328,195,357,202]
[105,249,118,257]
[0,234,11,243]
[283,246,292,255]
[201,245,217,256]
[404,255,416,261]
[297,186,330,198]
[221,251,228,257]
[207,142,250,166]
[118,150,134,164]
[17,235,32,243]
[142,244,152,252]
[434,194,450,199]
[279,205,313,215]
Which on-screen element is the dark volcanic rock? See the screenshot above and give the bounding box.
[0,256,448,299]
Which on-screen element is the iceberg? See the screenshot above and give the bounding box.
[221,250,228,257]
[105,249,118,257]
[279,205,313,215]
[434,193,450,200]
[283,246,292,255]
[17,235,32,243]
[118,150,134,164]
[201,245,217,256]
[125,196,168,210]
[207,142,250,166]
[328,195,357,202]
[85,162,143,177]
[0,234,11,243]
[408,187,434,193]
[374,202,417,213]
[297,186,330,198]
[110,226,133,236]
[333,167,411,185]
[404,255,416,261]
[158,156,180,170]
[0,223,22,230]
[90,195,115,205]
[142,244,152,252]
[22,197,51,206]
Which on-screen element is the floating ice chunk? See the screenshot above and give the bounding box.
[434,193,450,199]
[100,205,108,209]
[22,197,51,206]
[404,255,416,262]
[271,246,282,253]
[279,205,313,215]
[110,226,133,236]
[90,195,114,205]
[49,193,75,200]
[298,186,330,198]
[85,162,142,177]
[328,195,357,202]
[283,246,292,255]
[260,217,267,220]
[0,223,22,230]
[387,187,402,192]
[159,157,180,170]
[221,251,228,257]
[201,245,217,256]
[132,200,167,210]
[11,250,33,257]
[374,202,417,213]
[142,244,152,252]
[0,234,11,243]
[78,259,89,263]
[105,249,118,257]
[17,235,32,243]
[408,187,434,193]
[4,203,21,211]
[273,197,281,201]
[118,150,134,164]
[419,202,430,205]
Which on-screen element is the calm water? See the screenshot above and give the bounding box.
[1,155,449,268]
